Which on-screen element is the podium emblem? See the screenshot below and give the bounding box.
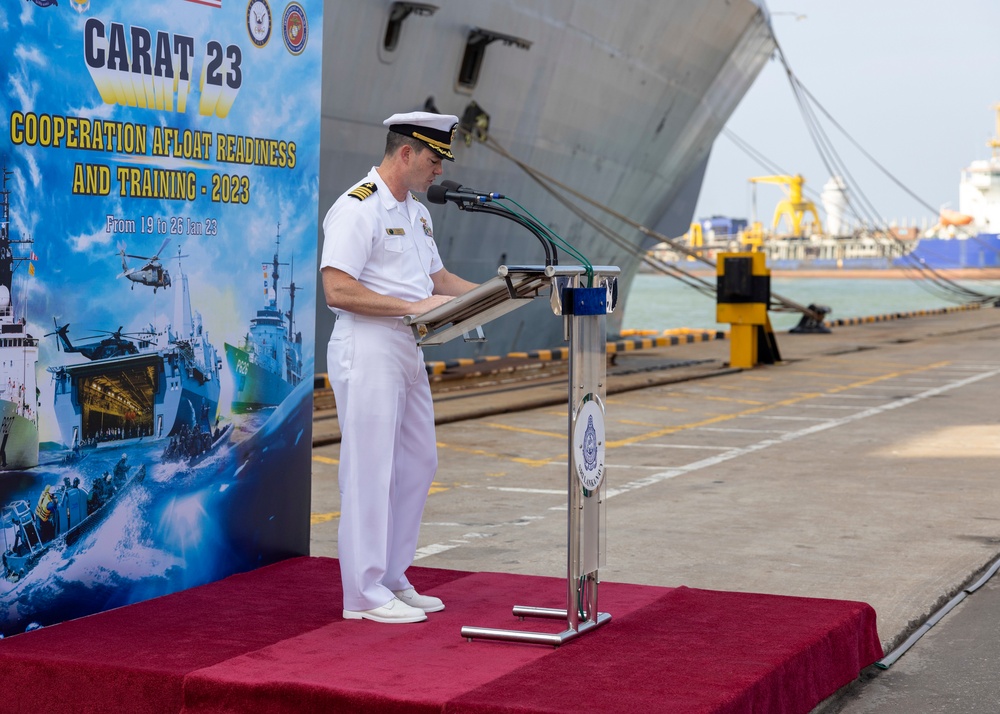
[583,416,598,470]
[574,399,606,491]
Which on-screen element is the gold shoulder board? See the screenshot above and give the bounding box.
[348,182,378,201]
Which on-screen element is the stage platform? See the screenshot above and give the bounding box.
[0,557,881,713]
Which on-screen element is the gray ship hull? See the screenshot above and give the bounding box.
[316,0,774,370]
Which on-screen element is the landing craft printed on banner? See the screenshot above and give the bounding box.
[0,0,322,635]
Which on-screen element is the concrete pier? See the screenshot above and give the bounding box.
[311,305,1000,708]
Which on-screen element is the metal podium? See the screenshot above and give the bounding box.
[405,263,619,646]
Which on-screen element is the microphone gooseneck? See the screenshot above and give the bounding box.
[425,180,601,271]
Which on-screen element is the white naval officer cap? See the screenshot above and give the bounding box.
[383,111,460,161]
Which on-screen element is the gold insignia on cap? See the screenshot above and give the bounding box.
[348,182,377,201]
[412,132,454,160]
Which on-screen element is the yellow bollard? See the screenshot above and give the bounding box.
[715,252,780,369]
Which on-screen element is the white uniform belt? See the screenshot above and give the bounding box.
[335,312,413,334]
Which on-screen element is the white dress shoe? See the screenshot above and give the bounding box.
[393,587,445,613]
[343,597,427,624]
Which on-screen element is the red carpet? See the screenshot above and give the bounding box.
[0,557,881,713]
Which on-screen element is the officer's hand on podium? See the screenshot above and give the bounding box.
[411,294,455,316]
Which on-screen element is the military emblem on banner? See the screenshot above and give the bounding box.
[247,0,272,48]
[282,2,308,56]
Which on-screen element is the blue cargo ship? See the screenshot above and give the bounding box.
[899,234,1000,270]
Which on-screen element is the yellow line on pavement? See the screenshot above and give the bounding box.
[451,363,941,464]
[605,392,824,449]
[699,395,765,405]
[482,422,565,439]
[826,361,950,393]
[780,370,851,379]
[312,455,339,465]
[606,399,687,413]
[605,361,951,449]
[311,511,339,524]
[436,441,554,467]
[618,419,669,428]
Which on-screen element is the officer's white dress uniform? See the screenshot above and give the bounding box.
[321,166,444,612]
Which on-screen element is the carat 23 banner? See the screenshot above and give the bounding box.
[0,0,322,635]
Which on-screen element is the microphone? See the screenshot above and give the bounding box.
[426,184,490,206]
[442,180,505,200]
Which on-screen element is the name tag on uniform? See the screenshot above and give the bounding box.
[385,228,406,236]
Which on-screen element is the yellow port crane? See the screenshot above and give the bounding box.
[748,174,822,238]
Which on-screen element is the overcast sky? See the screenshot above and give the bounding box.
[693,0,1000,232]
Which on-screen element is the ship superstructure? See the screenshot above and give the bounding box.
[905,104,1000,269]
[225,226,303,410]
[48,261,222,448]
[0,166,39,470]
[956,104,1000,234]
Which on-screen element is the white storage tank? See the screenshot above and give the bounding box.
[821,176,851,237]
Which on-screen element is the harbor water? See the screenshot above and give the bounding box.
[622,274,1000,333]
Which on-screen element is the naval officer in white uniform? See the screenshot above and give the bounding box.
[321,112,477,624]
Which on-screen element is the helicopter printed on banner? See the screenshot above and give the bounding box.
[117,238,177,293]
